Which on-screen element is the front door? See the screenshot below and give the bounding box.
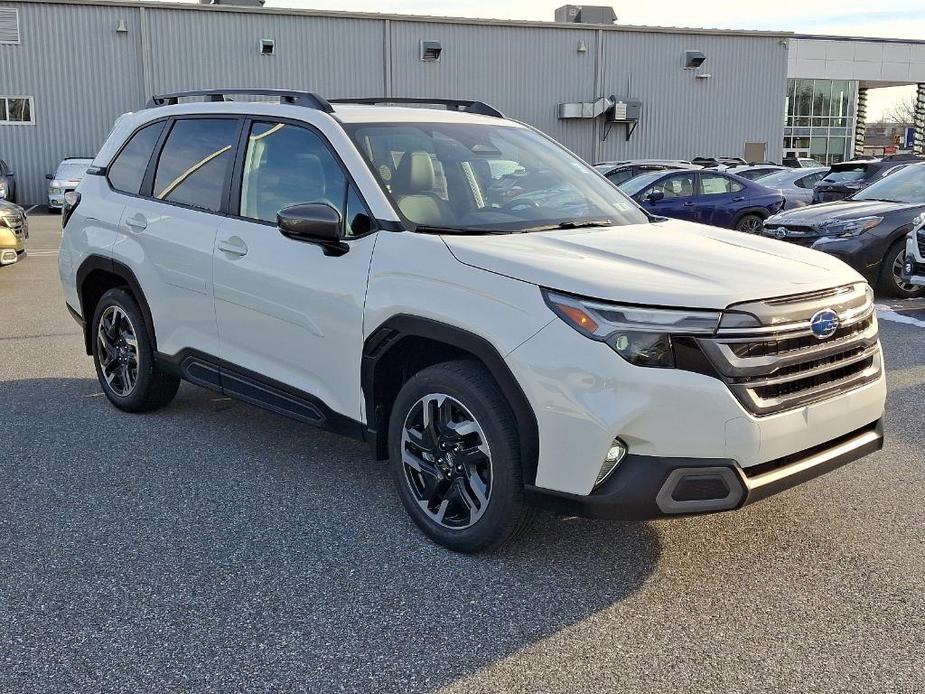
[212,119,378,422]
[640,171,698,221]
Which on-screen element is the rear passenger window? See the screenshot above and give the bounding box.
[700,174,741,195]
[239,121,347,224]
[107,121,166,195]
[153,118,238,212]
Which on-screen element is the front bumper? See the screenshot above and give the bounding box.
[527,419,883,519]
[506,315,887,501]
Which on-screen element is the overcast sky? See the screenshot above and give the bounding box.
[256,0,922,121]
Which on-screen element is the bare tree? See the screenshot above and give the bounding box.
[881,95,916,124]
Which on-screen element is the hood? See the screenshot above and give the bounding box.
[442,219,863,309]
[770,200,925,226]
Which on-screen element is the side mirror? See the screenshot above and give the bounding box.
[645,190,665,203]
[45,173,54,180]
[278,203,347,256]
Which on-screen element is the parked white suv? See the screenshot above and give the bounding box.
[903,214,925,288]
[59,90,886,552]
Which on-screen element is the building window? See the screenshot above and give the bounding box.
[0,96,34,125]
[0,7,20,45]
[783,79,855,164]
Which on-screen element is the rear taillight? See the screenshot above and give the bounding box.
[62,190,81,229]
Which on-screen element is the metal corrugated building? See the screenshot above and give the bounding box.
[0,0,792,203]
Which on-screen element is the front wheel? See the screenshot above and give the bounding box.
[91,288,180,412]
[734,213,764,233]
[878,239,924,298]
[388,360,534,553]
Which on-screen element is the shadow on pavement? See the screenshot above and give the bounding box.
[0,377,661,692]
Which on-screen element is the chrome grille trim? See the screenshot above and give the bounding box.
[700,284,882,416]
[917,229,925,256]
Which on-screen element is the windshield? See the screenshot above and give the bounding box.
[618,171,666,196]
[56,160,92,181]
[822,165,868,183]
[346,122,649,232]
[852,163,925,203]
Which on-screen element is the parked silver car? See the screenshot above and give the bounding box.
[754,167,827,209]
[46,158,93,212]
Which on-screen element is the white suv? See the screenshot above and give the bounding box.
[59,90,886,552]
[903,215,925,288]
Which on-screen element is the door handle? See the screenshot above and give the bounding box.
[125,213,147,231]
[683,202,695,207]
[732,196,745,202]
[217,237,248,257]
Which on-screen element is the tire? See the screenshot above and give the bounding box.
[734,213,764,233]
[91,287,180,412]
[877,239,925,299]
[388,359,534,553]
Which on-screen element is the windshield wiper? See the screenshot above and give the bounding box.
[413,225,498,235]
[521,219,615,232]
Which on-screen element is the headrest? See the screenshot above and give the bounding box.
[396,152,435,193]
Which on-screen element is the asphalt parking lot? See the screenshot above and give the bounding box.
[2,213,925,693]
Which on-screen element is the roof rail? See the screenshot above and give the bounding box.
[146,89,334,113]
[328,97,504,119]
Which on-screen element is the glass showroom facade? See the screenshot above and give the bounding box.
[783,79,856,164]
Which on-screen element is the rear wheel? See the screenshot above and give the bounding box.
[389,360,534,553]
[734,213,764,233]
[91,288,180,412]
[878,239,924,298]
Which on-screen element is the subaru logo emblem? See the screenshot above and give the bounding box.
[810,309,840,340]
[775,228,787,239]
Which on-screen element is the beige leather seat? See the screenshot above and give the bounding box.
[393,152,451,225]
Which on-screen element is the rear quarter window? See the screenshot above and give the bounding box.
[107,121,166,195]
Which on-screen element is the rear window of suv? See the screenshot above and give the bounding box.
[822,165,868,183]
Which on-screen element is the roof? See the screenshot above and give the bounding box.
[6,0,795,39]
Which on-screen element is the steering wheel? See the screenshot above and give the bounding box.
[499,197,541,213]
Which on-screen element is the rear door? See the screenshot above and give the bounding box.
[694,173,745,226]
[212,118,378,422]
[115,116,240,357]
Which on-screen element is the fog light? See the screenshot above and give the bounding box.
[594,438,627,489]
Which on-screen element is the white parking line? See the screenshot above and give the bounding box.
[877,306,925,328]
[26,249,59,257]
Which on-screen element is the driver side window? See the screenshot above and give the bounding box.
[646,173,695,199]
[239,121,347,224]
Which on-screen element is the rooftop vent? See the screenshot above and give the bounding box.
[199,0,266,7]
[554,5,617,24]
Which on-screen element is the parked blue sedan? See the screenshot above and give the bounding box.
[618,169,785,232]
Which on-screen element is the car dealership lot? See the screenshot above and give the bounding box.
[2,214,924,693]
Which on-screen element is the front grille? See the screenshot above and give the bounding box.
[918,229,925,256]
[2,215,23,237]
[697,283,882,416]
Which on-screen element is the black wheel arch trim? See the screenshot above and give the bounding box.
[75,255,158,357]
[362,314,540,484]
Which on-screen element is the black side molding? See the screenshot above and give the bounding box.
[156,349,364,440]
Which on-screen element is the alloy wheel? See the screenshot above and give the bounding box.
[738,216,763,233]
[400,393,492,530]
[97,305,139,396]
[892,251,918,294]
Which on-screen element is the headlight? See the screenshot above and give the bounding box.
[0,180,7,198]
[542,289,721,368]
[816,216,883,238]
